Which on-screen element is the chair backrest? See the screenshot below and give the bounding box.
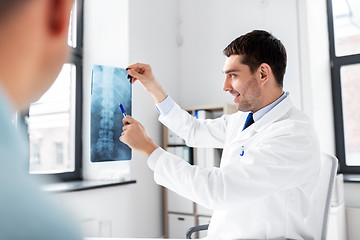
[306,153,338,240]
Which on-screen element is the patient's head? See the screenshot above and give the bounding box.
[0,0,73,110]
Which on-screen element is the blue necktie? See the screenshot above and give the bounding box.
[242,113,254,131]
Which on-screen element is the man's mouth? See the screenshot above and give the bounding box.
[232,93,240,102]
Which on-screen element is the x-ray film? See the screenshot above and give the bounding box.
[91,65,132,162]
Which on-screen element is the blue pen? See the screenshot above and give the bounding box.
[119,104,127,117]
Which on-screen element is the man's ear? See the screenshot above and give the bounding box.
[47,0,73,36]
[258,63,271,84]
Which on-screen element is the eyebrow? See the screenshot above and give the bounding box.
[223,69,239,74]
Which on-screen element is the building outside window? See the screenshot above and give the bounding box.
[28,64,76,174]
[55,142,64,166]
[30,143,41,166]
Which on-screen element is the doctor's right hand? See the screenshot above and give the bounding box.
[126,63,168,103]
[119,115,159,157]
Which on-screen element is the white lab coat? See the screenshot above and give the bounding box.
[148,95,321,239]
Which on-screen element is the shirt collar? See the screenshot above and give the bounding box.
[253,92,288,122]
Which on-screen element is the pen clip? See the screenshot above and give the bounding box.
[240,146,245,156]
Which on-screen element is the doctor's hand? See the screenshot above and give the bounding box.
[119,115,159,157]
[126,63,168,103]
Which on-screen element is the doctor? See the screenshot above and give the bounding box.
[120,30,321,239]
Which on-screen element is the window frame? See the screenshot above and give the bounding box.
[327,0,360,174]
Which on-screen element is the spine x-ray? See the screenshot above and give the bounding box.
[91,65,132,162]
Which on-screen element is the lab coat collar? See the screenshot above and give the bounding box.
[253,93,294,133]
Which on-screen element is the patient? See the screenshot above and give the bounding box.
[0,0,82,239]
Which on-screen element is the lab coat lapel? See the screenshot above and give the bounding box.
[235,95,293,140]
[233,120,256,146]
[254,95,294,133]
[236,96,294,141]
[236,124,256,140]
[223,95,294,167]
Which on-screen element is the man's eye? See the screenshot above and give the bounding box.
[230,74,236,78]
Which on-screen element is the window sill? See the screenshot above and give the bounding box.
[42,179,136,193]
[343,174,360,182]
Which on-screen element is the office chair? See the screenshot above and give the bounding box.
[186,153,338,239]
[305,153,338,240]
[186,224,208,239]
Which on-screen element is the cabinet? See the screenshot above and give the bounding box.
[162,104,237,238]
[168,213,196,238]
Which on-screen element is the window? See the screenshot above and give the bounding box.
[30,143,41,166]
[327,0,360,173]
[26,0,83,180]
[28,64,76,174]
[331,0,360,56]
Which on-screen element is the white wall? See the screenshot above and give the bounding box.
[301,0,335,156]
[343,183,360,240]
[177,0,303,110]
[129,0,180,102]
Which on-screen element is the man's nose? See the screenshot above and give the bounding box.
[223,77,232,92]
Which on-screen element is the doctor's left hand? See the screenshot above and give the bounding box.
[119,115,159,156]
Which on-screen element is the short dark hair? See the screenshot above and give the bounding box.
[223,30,287,87]
[0,0,29,22]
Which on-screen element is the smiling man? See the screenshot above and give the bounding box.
[121,30,321,239]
